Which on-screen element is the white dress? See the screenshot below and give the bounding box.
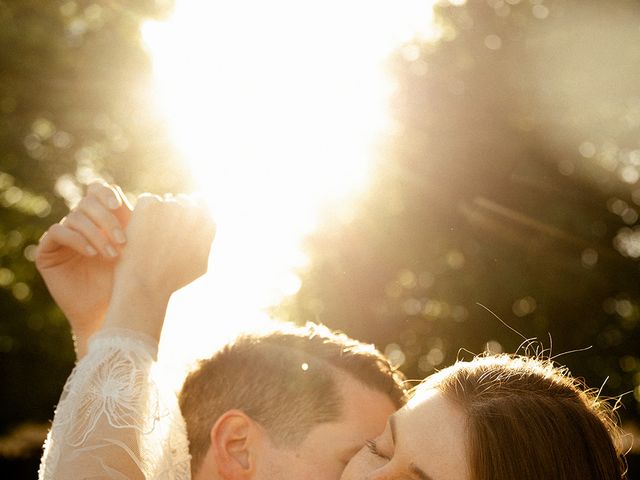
[38,328,192,479]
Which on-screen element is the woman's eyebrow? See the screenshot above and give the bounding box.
[390,415,435,480]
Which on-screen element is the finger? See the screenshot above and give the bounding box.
[174,193,214,223]
[112,184,133,226]
[174,193,195,206]
[114,184,133,210]
[63,210,119,259]
[37,223,98,258]
[86,182,133,230]
[180,194,216,237]
[87,181,122,211]
[132,193,164,222]
[77,195,127,245]
[135,192,163,208]
[173,195,207,228]
[162,195,189,223]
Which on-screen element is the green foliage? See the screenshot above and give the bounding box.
[282,0,640,422]
[2,0,640,475]
[0,0,190,453]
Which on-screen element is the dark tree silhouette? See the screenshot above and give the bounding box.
[282,0,640,452]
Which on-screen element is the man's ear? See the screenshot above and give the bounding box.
[210,410,258,479]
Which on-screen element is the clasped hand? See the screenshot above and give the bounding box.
[35,183,216,357]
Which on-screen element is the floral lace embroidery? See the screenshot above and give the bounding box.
[39,329,191,479]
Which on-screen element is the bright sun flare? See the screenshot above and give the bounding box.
[140,0,438,366]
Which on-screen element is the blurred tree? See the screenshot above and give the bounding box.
[0,0,191,471]
[281,0,640,432]
[2,0,640,476]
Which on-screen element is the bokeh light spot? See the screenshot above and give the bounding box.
[621,166,640,184]
[23,245,37,262]
[384,343,406,368]
[579,141,597,158]
[141,1,439,360]
[446,250,465,269]
[0,268,15,286]
[12,282,31,302]
[484,340,503,354]
[581,248,598,268]
[484,34,502,50]
[532,4,550,20]
[512,296,537,317]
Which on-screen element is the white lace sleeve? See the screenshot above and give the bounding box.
[39,328,191,480]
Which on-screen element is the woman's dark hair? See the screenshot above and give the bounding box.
[421,354,626,479]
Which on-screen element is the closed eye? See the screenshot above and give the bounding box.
[365,439,390,460]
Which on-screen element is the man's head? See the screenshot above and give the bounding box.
[179,323,407,479]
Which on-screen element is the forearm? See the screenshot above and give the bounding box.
[40,331,158,480]
[102,279,171,344]
[72,273,170,357]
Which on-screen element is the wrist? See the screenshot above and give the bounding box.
[112,266,172,305]
[69,321,103,360]
[72,330,92,360]
[103,282,171,343]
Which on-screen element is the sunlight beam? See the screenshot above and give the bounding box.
[140,0,438,364]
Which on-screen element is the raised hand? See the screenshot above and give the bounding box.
[103,193,216,343]
[35,182,132,357]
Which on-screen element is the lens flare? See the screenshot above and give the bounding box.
[141,0,437,363]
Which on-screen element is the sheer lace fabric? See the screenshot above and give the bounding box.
[39,328,191,479]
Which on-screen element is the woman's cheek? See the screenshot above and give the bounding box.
[340,447,388,480]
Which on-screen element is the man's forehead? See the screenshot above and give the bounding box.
[335,372,398,406]
[329,376,397,430]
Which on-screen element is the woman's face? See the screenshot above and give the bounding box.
[340,389,469,480]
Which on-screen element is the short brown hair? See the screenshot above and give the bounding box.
[179,324,407,475]
[422,354,626,479]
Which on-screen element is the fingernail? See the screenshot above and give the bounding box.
[113,228,126,244]
[108,198,120,210]
[106,245,118,258]
[85,245,98,256]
